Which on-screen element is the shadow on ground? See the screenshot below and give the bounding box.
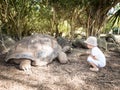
[0,49,120,90]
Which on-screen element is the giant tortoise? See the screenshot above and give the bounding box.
[5,34,68,71]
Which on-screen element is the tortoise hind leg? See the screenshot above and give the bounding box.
[58,52,68,64]
[19,59,31,71]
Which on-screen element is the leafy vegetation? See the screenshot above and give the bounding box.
[0,0,120,40]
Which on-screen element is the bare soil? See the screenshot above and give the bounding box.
[0,48,120,90]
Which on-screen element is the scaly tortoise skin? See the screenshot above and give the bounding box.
[5,34,68,71]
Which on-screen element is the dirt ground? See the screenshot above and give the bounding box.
[0,48,120,90]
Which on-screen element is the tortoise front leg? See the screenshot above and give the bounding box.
[58,52,68,64]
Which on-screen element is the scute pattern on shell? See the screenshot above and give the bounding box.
[5,34,62,64]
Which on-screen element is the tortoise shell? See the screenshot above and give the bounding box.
[5,34,66,64]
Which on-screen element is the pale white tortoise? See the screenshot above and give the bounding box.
[5,34,68,71]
